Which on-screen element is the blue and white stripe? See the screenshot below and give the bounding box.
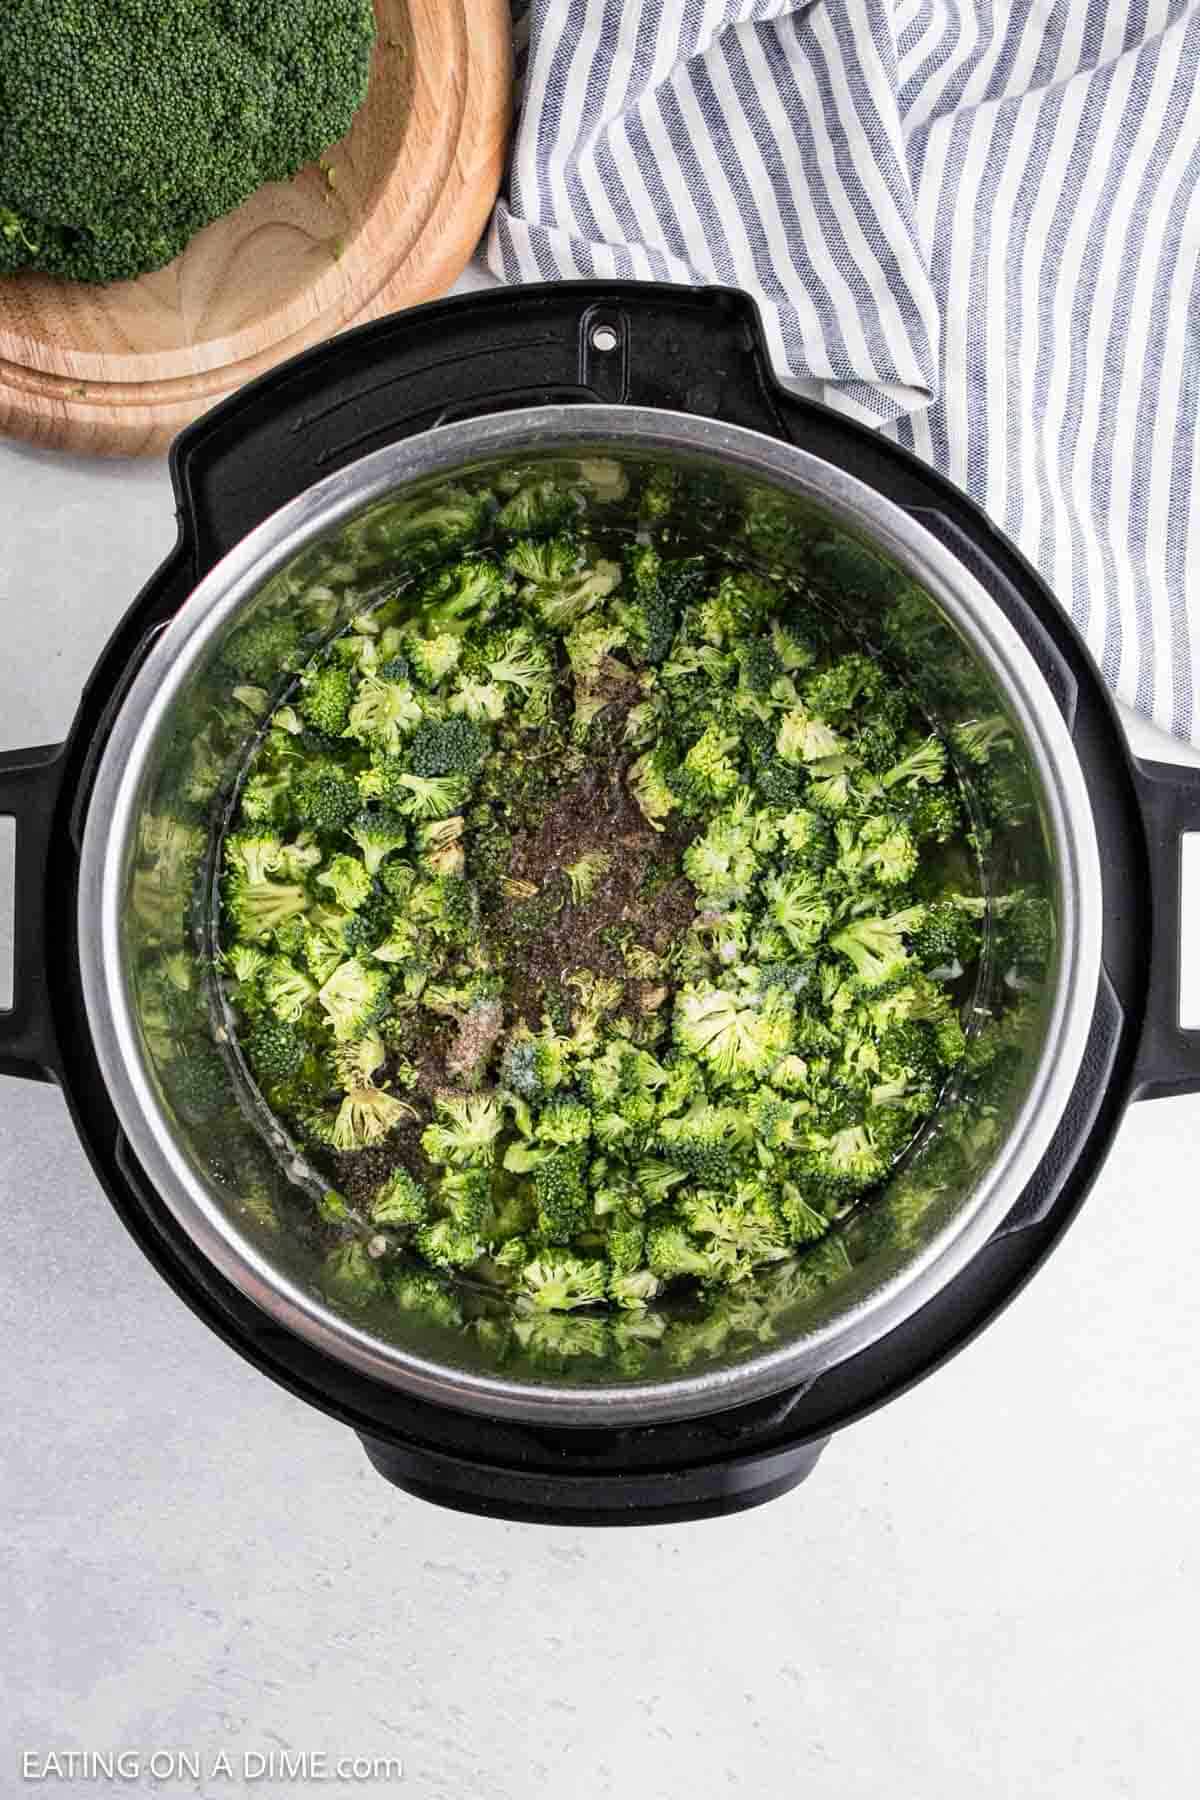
[489,1,1200,743]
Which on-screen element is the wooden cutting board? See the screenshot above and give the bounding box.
[0,0,512,457]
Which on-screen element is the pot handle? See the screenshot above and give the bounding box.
[167,283,817,578]
[1131,757,1200,1101]
[0,744,65,1084]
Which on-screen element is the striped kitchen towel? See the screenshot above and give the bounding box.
[487,1,1200,744]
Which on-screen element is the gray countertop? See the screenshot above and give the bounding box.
[2,428,1198,1800]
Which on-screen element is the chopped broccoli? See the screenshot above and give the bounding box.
[218,492,1002,1335]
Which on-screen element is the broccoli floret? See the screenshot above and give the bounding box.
[415,1218,485,1272]
[801,653,883,722]
[995,892,1055,979]
[670,725,741,814]
[628,747,678,831]
[536,1098,593,1148]
[828,908,925,990]
[776,808,834,873]
[261,957,316,1023]
[616,544,702,665]
[694,572,777,647]
[471,627,554,698]
[298,664,354,738]
[881,735,948,790]
[322,1242,386,1309]
[343,675,424,752]
[421,1093,504,1168]
[506,534,581,589]
[226,875,309,943]
[834,815,919,889]
[439,1167,494,1233]
[316,853,373,912]
[331,1085,413,1152]
[292,763,362,836]
[673,985,792,1084]
[225,830,285,886]
[0,0,377,285]
[391,1269,464,1330]
[679,1183,792,1275]
[345,809,407,878]
[406,717,489,780]
[753,752,806,811]
[515,1252,607,1313]
[683,811,759,905]
[609,1269,662,1310]
[352,486,491,567]
[508,537,621,629]
[646,1221,717,1282]
[449,677,507,722]
[953,715,1014,765]
[801,1124,887,1197]
[406,873,477,944]
[776,707,844,766]
[167,1046,231,1124]
[761,870,833,952]
[421,560,510,633]
[562,850,612,905]
[317,958,391,1042]
[239,770,292,828]
[657,1105,744,1185]
[406,632,463,689]
[225,941,270,995]
[605,1215,647,1279]
[244,1016,305,1083]
[379,771,472,820]
[221,614,304,688]
[908,786,962,844]
[776,1185,831,1245]
[497,480,582,538]
[499,1026,566,1101]
[736,634,785,697]
[806,753,864,815]
[911,900,981,975]
[275,834,322,881]
[533,1146,591,1244]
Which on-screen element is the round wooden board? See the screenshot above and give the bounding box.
[0,0,512,457]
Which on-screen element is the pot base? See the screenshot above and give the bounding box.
[357,1430,830,1527]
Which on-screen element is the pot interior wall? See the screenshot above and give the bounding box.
[120,443,1057,1396]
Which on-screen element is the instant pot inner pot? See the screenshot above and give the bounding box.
[119,443,1058,1402]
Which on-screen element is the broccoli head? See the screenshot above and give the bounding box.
[0,0,377,284]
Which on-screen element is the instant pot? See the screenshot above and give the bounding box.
[3,284,1197,1525]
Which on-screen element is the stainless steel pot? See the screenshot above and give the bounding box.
[74,404,1103,1426]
